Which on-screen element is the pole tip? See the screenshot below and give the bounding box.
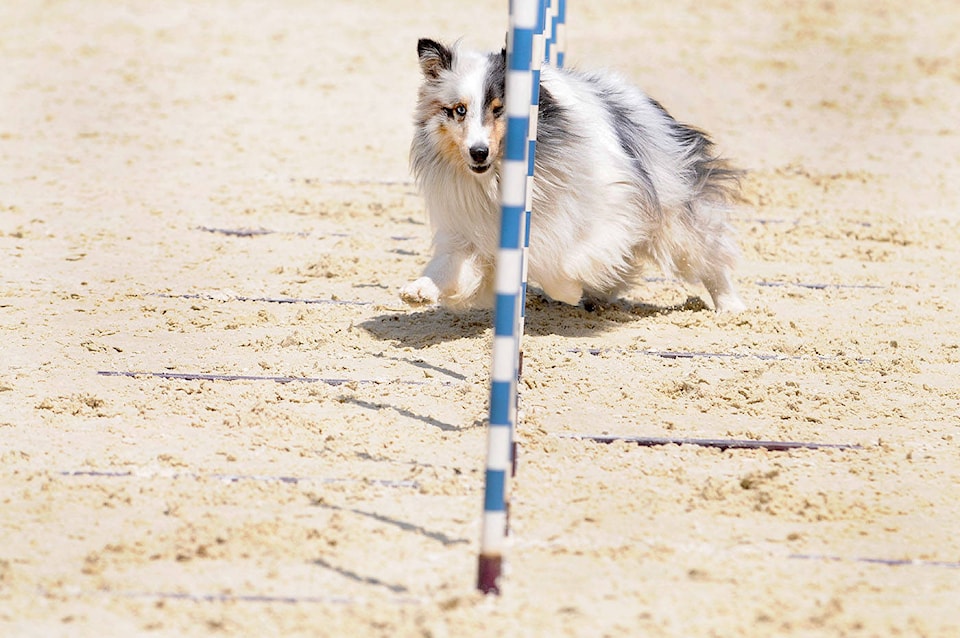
[477,554,503,595]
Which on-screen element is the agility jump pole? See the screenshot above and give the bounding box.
[477,0,554,596]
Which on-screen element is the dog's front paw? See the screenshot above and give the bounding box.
[400,277,440,306]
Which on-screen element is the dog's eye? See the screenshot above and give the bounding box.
[492,105,504,118]
[442,104,466,120]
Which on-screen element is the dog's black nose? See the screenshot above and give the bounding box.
[469,145,489,163]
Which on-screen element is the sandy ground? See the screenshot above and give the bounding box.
[2,1,959,636]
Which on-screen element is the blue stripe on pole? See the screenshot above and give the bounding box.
[510,29,534,71]
[494,293,516,336]
[489,381,512,425]
[504,116,528,160]
[527,139,537,175]
[483,469,507,511]
[557,0,566,68]
[499,205,523,249]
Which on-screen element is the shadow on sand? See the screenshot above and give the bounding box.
[360,292,709,348]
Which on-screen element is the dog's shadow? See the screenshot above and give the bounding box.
[360,307,490,348]
[360,292,708,348]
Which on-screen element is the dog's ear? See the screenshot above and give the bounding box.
[417,38,452,79]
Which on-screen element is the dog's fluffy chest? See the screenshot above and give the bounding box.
[424,166,502,255]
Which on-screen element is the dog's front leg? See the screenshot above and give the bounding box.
[400,246,490,309]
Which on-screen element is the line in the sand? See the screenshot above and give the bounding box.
[756,280,884,290]
[568,348,870,363]
[59,470,419,489]
[41,588,422,606]
[559,433,862,452]
[789,553,960,569]
[197,225,417,241]
[197,226,306,237]
[97,370,456,386]
[293,177,415,187]
[148,292,371,306]
[115,590,358,604]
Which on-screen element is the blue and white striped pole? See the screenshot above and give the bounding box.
[520,1,546,341]
[549,0,566,68]
[543,0,556,68]
[477,0,543,595]
[512,0,546,481]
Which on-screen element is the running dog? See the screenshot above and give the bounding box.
[401,38,746,313]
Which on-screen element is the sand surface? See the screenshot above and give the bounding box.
[2,1,959,636]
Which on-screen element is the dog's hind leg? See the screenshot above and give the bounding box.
[652,206,746,313]
[537,274,584,306]
[699,268,746,313]
[689,217,746,313]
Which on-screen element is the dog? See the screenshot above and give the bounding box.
[400,38,746,313]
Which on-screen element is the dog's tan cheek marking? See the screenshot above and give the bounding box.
[485,99,504,125]
[424,96,467,164]
[437,123,464,165]
[490,116,506,157]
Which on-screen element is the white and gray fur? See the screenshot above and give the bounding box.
[402,39,746,313]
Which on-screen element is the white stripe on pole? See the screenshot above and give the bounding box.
[494,249,524,294]
[492,335,518,382]
[500,159,528,208]
[513,0,540,27]
[481,511,508,552]
[485,425,513,472]
[505,72,533,118]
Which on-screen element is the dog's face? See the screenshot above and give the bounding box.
[414,39,506,177]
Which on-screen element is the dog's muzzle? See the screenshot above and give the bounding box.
[468,144,491,174]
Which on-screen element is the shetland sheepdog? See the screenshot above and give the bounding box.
[401,38,746,313]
